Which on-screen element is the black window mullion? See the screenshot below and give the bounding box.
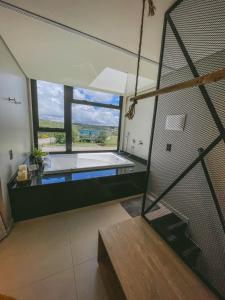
[31,79,39,148]
[64,86,73,152]
[38,127,65,133]
[72,99,120,110]
[117,96,123,151]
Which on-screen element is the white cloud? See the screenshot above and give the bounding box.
[37,80,64,123]
[72,104,119,127]
[37,80,119,127]
[73,87,119,105]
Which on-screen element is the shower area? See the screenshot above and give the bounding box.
[142,0,225,297]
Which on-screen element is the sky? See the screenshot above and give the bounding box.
[73,87,120,106]
[37,81,120,127]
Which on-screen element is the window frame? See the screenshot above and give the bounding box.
[31,80,123,154]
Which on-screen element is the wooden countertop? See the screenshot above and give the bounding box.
[99,217,217,300]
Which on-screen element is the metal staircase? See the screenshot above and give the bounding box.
[150,213,200,269]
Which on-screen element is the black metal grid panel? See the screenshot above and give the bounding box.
[143,0,225,297]
[206,141,225,220]
[161,23,188,76]
[195,50,225,128]
[170,0,225,65]
[147,67,219,197]
[148,163,225,295]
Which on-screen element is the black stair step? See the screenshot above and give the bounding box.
[171,236,195,253]
[166,234,177,243]
[171,237,201,268]
[182,244,199,257]
[167,220,187,236]
[151,213,182,228]
[151,213,187,239]
[150,213,201,269]
[182,246,201,268]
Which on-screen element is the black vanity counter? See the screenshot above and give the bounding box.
[8,153,147,221]
[9,153,146,190]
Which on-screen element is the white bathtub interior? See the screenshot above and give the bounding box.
[43,152,134,174]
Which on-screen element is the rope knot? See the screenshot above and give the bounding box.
[147,0,156,16]
[125,100,137,120]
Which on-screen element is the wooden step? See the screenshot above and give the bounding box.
[98,217,217,300]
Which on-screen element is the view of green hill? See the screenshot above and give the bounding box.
[73,123,118,131]
[39,119,64,128]
[38,119,118,148]
[39,120,118,131]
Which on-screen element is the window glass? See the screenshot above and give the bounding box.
[73,87,120,106]
[33,80,122,153]
[38,132,66,153]
[37,80,64,128]
[72,104,120,151]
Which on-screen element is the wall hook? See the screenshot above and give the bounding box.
[8,97,21,104]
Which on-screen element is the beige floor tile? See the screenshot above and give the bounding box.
[71,233,98,266]
[6,268,77,300]
[0,213,73,292]
[0,200,131,297]
[75,258,109,300]
[0,212,68,252]
[67,203,130,264]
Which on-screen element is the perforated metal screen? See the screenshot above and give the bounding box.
[144,0,225,297]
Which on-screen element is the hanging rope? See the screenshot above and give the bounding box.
[125,0,156,119]
[147,0,156,16]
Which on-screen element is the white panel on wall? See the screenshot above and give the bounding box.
[165,114,186,131]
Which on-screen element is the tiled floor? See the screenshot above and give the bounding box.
[0,200,131,300]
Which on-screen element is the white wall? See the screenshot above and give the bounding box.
[0,37,31,229]
[122,97,155,160]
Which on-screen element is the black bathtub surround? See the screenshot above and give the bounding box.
[8,153,146,221]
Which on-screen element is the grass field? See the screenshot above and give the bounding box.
[39,119,64,129]
[38,119,118,151]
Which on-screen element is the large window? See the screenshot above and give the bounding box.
[72,88,120,151]
[31,80,122,153]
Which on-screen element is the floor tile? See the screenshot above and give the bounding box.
[67,203,130,264]
[0,213,72,292]
[0,200,131,298]
[75,258,109,300]
[6,268,77,300]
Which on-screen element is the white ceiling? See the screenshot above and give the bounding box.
[0,0,175,94]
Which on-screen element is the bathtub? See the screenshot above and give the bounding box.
[43,152,134,174]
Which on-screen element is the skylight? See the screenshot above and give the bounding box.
[90,67,156,95]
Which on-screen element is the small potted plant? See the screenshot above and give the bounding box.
[31,148,47,168]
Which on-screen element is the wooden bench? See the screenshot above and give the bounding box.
[98,217,217,300]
